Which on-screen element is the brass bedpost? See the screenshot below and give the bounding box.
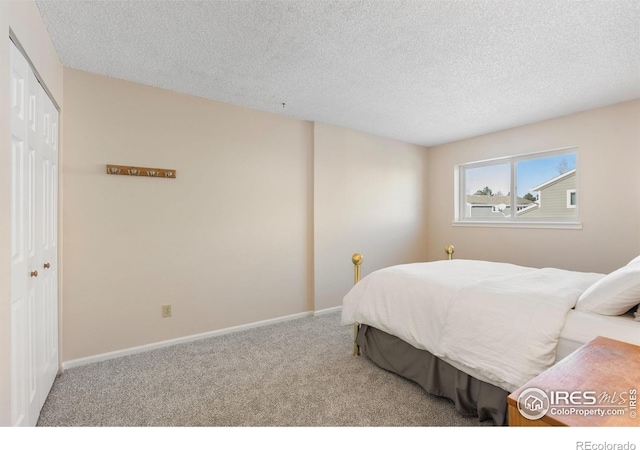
[445,245,455,260]
[352,253,364,356]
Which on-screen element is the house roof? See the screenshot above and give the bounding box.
[466,195,533,206]
[516,203,540,216]
[530,169,576,191]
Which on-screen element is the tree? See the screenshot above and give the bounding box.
[556,158,570,175]
[474,186,493,196]
[523,193,538,202]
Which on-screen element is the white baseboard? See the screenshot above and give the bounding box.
[62,311,314,370]
[314,305,342,316]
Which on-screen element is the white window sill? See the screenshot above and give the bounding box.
[452,221,582,230]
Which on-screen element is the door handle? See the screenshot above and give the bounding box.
[30,270,38,277]
[44,262,50,269]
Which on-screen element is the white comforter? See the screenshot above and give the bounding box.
[341,260,604,392]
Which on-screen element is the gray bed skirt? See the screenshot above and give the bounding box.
[356,324,509,425]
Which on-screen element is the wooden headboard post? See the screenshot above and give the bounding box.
[445,245,455,260]
[352,253,364,356]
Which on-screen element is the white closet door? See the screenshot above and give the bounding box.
[37,80,59,408]
[10,39,59,427]
[10,38,38,427]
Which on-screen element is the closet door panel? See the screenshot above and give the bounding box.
[10,39,34,427]
[39,83,59,403]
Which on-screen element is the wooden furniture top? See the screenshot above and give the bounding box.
[508,336,639,426]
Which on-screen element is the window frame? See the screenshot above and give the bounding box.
[454,146,581,229]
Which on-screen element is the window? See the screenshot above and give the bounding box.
[567,189,576,208]
[455,147,578,227]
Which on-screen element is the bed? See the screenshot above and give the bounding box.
[341,252,640,425]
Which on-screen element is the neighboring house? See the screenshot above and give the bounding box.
[518,169,576,217]
[465,195,533,218]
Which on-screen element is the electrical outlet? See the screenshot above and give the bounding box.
[161,304,172,318]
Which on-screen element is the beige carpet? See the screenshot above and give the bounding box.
[37,312,493,426]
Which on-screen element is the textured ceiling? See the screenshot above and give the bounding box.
[36,0,640,147]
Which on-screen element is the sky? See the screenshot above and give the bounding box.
[465,153,577,198]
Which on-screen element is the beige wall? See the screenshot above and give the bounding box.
[314,122,429,310]
[63,69,431,361]
[0,0,63,426]
[62,68,315,361]
[426,100,640,273]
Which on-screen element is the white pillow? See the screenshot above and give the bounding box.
[576,264,640,315]
[627,255,640,265]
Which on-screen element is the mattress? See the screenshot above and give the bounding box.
[555,310,640,362]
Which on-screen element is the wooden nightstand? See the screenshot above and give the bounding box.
[507,336,639,426]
